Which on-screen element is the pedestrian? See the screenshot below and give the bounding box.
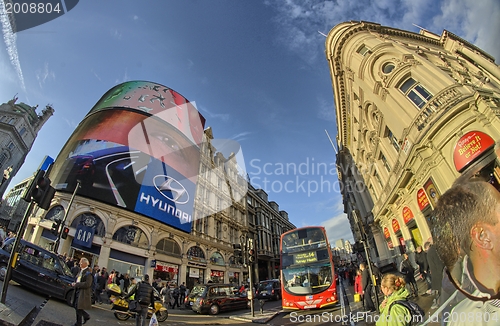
[160,283,171,307]
[376,274,412,326]
[399,253,418,297]
[96,270,107,304]
[171,285,180,309]
[71,258,92,326]
[71,258,81,279]
[430,178,500,321]
[354,269,364,310]
[360,263,376,312]
[424,240,444,309]
[124,274,155,326]
[414,246,431,292]
[179,282,187,307]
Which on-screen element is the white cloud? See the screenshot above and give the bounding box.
[321,212,354,244]
[268,0,500,64]
[36,62,55,89]
[199,105,230,122]
[0,1,26,92]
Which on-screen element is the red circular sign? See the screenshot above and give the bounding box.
[453,131,495,172]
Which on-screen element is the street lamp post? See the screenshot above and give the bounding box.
[53,180,80,253]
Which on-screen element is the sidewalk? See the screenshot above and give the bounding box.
[228,302,283,324]
[0,281,47,326]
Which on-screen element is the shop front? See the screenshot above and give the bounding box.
[391,218,405,255]
[108,249,146,279]
[186,263,205,290]
[210,269,224,283]
[402,206,422,249]
[383,227,394,251]
[228,271,239,285]
[152,261,179,284]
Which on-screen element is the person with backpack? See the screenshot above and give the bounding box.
[179,282,187,307]
[124,274,155,326]
[377,273,424,326]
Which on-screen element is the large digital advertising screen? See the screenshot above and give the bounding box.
[50,81,205,233]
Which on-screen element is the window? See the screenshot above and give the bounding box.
[399,77,433,108]
[357,45,371,56]
[382,63,395,74]
[373,169,383,186]
[386,128,400,152]
[7,142,14,150]
[380,152,391,172]
[8,118,15,124]
[19,127,27,136]
[156,238,181,256]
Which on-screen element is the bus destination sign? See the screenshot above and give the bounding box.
[294,251,317,264]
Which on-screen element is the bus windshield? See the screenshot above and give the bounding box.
[282,262,333,295]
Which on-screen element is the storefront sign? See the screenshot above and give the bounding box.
[453,131,495,172]
[417,188,430,210]
[155,263,178,273]
[189,268,199,278]
[383,227,390,239]
[392,219,400,233]
[210,270,224,277]
[72,225,95,248]
[402,206,414,224]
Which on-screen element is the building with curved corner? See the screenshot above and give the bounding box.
[325,21,500,267]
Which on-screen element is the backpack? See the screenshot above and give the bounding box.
[389,299,425,325]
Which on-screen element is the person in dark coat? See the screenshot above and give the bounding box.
[424,240,444,309]
[415,246,431,292]
[360,263,375,312]
[125,274,155,326]
[71,259,81,280]
[71,258,93,326]
[399,253,418,297]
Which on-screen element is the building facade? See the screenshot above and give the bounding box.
[325,21,500,267]
[246,185,296,282]
[0,98,53,223]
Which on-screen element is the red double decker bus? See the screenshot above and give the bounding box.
[280,226,337,310]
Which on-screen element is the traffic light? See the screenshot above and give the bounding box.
[28,169,56,210]
[61,227,70,240]
[233,244,243,264]
[248,248,256,263]
[51,219,61,236]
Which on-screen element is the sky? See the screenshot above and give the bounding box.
[1,0,499,245]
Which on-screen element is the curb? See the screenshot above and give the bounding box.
[229,311,282,324]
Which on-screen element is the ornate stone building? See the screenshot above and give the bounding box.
[325,21,500,267]
[0,98,53,226]
[246,185,295,282]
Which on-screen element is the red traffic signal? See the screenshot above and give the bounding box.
[61,227,70,240]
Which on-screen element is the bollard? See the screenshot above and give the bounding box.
[259,299,266,314]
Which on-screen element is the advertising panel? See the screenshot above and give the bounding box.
[453,131,495,172]
[402,206,414,224]
[416,188,430,211]
[50,81,205,233]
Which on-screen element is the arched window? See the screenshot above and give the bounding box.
[112,225,149,249]
[186,246,206,263]
[70,212,106,237]
[156,238,181,257]
[399,77,433,108]
[44,205,65,222]
[210,252,225,266]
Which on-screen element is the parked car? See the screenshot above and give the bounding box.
[0,238,75,305]
[255,279,281,301]
[190,283,248,315]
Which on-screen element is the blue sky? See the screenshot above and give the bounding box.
[1,0,499,245]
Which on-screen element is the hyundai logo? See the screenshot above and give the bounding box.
[153,175,189,204]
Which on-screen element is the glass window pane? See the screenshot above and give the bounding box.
[399,78,416,93]
[414,85,432,100]
[408,90,425,108]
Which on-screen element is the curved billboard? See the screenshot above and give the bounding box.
[50,81,205,233]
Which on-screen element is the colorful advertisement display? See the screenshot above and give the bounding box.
[50,81,205,233]
[383,227,390,239]
[424,178,440,209]
[392,219,400,233]
[453,131,495,172]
